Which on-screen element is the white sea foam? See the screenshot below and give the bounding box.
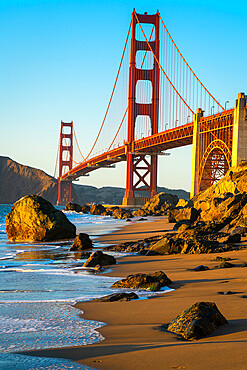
[0,316,60,334]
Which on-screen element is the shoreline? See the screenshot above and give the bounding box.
[21,217,247,369]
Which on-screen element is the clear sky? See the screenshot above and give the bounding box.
[1,0,247,192]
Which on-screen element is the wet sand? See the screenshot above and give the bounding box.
[22,217,247,369]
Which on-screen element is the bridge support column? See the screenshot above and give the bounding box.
[122,10,160,206]
[190,108,203,198]
[232,92,247,166]
[57,121,73,206]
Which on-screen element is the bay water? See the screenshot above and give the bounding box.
[0,204,171,369]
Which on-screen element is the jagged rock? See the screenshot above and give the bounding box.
[6,195,76,242]
[83,251,116,267]
[110,271,172,291]
[217,262,236,268]
[81,205,91,213]
[64,202,82,212]
[112,208,133,219]
[167,302,228,340]
[214,256,232,262]
[176,199,189,208]
[69,233,93,251]
[216,233,241,244]
[90,204,107,216]
[147,236,181,255]
[173,220,191,230]
[168,207,199,224]
[92,292,139,302]
[132,209,148,217]
[142,192,178,215]
[176,223,191,233]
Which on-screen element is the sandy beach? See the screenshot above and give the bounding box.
[22,217,247,369]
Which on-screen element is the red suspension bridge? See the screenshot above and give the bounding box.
[56,9,247,205]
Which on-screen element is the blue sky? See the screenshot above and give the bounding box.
[1,0,247,192]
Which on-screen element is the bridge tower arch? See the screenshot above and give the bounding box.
[123,10,160,206]
[57,121,73,205]
[191,93,247,197]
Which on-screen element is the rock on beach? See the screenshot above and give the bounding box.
[167,301,228,340]
[6,195,76,242]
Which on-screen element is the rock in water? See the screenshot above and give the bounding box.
[6,195,76,242]
[93,292,139,302]
[90,204,107,215]
[83,251,116,267]
[167,302,228,340]
[64,202,82,212]
[110,271,172,291]
[70,233,93,251]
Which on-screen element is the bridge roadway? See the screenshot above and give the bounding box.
[60,108,234,182]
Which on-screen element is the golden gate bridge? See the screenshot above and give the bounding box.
[55,9,247,205]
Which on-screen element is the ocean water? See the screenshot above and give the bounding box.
[0,204,172,369]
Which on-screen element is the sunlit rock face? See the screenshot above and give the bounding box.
[6,195,76,242]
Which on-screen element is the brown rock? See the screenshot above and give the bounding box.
[110,271,172,291]
[112,208,133,219]
[93,292,139,302]
[64,202,82,212]
[81,205,90,213]
[167,302,228,340]
[5,195,76,242]
[83,251,116,267]
[70,233,93,251]
[90,204,107,215]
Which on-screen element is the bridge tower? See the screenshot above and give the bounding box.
[57,121,73,205]
[191,93,247,197]
[123,10,160,206]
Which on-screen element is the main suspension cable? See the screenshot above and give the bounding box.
[158,12,224,111]
[133,10,194,115]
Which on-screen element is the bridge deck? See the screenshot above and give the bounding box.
[61,109,234,182]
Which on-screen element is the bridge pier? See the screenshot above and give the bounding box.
[190,108,203,198]
[232,92,247,166]
[56,121,73,206]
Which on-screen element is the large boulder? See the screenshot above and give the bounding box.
[6,195,76,242]
[64,202,82,212]
[111,271,172,291]
[83,251,116,267]
[69,233,93,251]
[167,302,228,340]
[139,192,179,216]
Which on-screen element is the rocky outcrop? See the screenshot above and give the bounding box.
[83,251,116,267]
[64,203,82,212]
[6,195,76,242]
[92,292,139,302]
[110,271,172,291]
[167,302,228,340]
[133,192,179,217]
[112,208,133,219]
[90,204,108,216]
[69,233,93,251]
[81,205,91,213]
